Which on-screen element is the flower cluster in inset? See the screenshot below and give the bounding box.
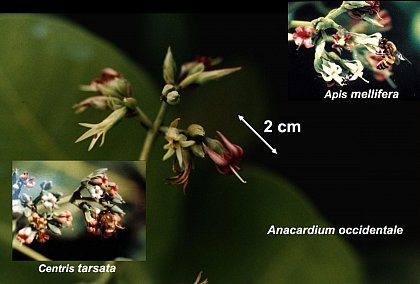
[74,47,246,192]
[12,169,71,245]
[288,1,410,88]
[12,168,126,246]
[70,168,125,237]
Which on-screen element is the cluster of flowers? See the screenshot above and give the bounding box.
[160,49,245,191]
[163,119,245,192]
[73,68,138,151]
[12,169,72,245]
[12,168,125,246]
[289,1,406,88]
[71,168,125,238]
[74,48,246,192]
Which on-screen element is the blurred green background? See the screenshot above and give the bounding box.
[0,11,418,283]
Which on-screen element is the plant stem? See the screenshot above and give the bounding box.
[139,101,168,160]
[12,239,51,261]
[136,106,153,129]
[288,20,314,29]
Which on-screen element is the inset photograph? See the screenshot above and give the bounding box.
[288,1,420,99]
[12,161,146,261]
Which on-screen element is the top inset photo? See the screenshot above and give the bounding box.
[288,1,420,100]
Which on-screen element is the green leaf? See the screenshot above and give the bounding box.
[0,14,179,283]
[0,14,159,162]
[48,223,62,236]
[162,166,364,283]
[109,204,125,215]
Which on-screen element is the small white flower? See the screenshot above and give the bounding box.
[343,60,369,83]
[17,227,36,245]
[162,118,195,168]
[89,185,104,199]
[12,200,24,214]
[321,62,344,86]
[75,107,128,151]
[42,192,58,210]
[315,41,326,60]
[351,32,382,51]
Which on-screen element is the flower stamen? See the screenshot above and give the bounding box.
[229,165,247,184]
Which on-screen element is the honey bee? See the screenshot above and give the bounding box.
[376,38,411,70]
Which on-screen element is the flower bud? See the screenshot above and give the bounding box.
[342,1,371,10]
[106,182,119,198]
[179,56,221,79]
[55,210,73,227]
[123,97,138,110]
[26,177,36,188]
[187,124,205,137]
[188,62,205,75]
[179,67,241,89]
[97,78,131,98]
[89,173,108,189]
[80,68,122,92]
[205,131,246,183]
[101,68,120,78]
[190,144,205,158]
[40,181,53,190]
[204,137,225,154]
[163,47,177,84]
[162,84,176,96]
[166,90,180,105]
[72,96,110,113]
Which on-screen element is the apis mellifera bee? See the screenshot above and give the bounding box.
[377,38,411,70]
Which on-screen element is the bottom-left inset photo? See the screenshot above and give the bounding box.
[12,161,146,261]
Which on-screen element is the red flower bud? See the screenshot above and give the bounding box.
[205,131,246,183]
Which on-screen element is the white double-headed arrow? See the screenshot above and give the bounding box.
[238,115,277,154]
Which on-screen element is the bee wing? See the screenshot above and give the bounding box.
[395,51,412,65]
[394,54,400,65]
